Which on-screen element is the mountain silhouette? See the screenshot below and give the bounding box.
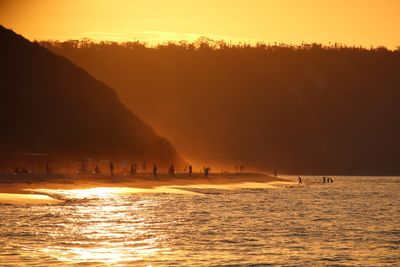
[0,25,183,167]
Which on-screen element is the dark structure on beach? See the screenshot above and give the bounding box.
[0,153,48,174]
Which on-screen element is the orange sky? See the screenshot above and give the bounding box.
[0,0,399,48]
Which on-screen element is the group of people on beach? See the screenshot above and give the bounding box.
[11,161,248,179]
[100,161,197,178]
[297,176,335,185]
[13,162,54,176]
[322,176,333,183]
[13,167,32,175]
[235,165,245,172]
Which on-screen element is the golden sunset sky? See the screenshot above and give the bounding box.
[0,0,399,48]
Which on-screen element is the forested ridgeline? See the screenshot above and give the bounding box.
[39,39,400,174]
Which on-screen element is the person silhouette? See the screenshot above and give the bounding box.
[188,165,193,176]
[204,167,210,177]
[323,176,326,183]
[94,165,101,174]
[298,176,302,185]
[46,162,51,174]
[153,163,158,178]
[169,164,175,176]
[142,162,146,173]
[130,163,137,176]
[109,161,114,176]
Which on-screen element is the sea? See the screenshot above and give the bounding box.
[0,176,399,266]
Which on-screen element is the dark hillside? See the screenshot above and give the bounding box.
[0,26,183,168]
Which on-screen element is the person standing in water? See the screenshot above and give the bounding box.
[298,176,302,185]
[109,161,114,176]
[153,163,158,179]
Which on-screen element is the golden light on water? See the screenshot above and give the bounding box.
[13,183,288,264]
[31,186,200,199]
[37,191,167,265]
[29,182,289,199]
[43,247,142,264]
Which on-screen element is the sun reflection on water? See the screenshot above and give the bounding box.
[30,186,200,200]
[31,189,171,265]
[17,183,289,264]
[18,183,288,264]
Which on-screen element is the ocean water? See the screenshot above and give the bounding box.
[0,176,399,266]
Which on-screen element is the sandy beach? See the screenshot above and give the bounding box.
[0,173,290,204]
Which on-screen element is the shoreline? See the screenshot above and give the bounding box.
[0,173,290,204]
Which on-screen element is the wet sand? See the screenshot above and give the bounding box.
[0,173,289,204]
[0,193,63,204]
